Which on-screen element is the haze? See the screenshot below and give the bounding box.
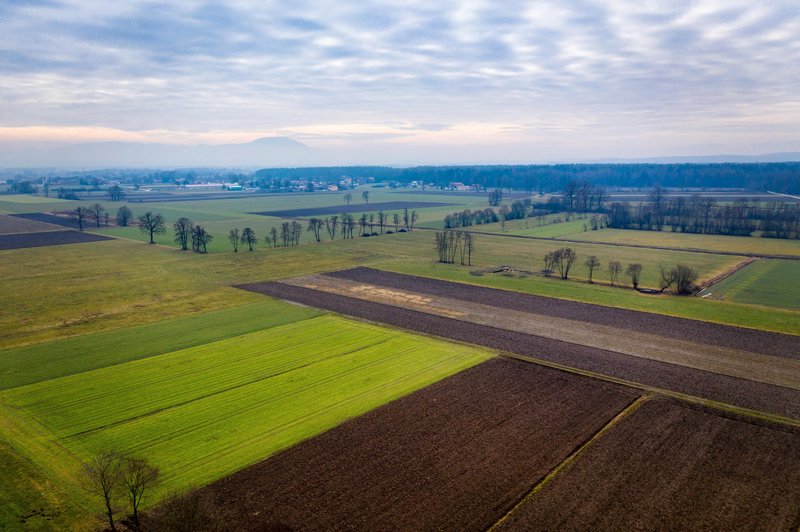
[1,1,799,166]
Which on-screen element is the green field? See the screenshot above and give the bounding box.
[702,259,800,310]
[0,315,492,529]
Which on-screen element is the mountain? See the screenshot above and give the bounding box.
[0,137,313,168]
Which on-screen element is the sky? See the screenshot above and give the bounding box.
[1,0,799,165]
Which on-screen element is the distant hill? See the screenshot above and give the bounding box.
[0,137,312,168]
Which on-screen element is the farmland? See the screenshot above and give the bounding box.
[0,230,111,250]
[0,315,492,528]
[177,358,639,531]
[1,185,799,529]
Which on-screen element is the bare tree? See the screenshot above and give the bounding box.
[83,451,124,532]
[377,210,386,233]
[488,189,503,206]
[89,203,106,227]
[553,248,577,279]
[240,227,257,251]
[72,206,90,231]
[138,212,166,244]
[266,227,279,248]
[173,218,193,251]
[108,185,126,202]
[626,263,643,290]
[660,264,698,294]
[409,210,418,231]
[392,213,400,231]
[608,260,622,286]
[307,218,323,242]
[191,225,212,253]
[324,215,339,240]
[116,206,133,227]
[343,193,352,205]
[228,228,240,252]
[361,190,369,204]
[120,456,159,531]
[585,255,601,283]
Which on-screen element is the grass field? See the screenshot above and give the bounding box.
[0,315,492,529]
[703,259,800,310]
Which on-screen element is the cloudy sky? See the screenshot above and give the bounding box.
[1,0,799,164]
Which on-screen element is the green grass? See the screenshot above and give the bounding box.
[703,259,800,310]
[0,316,492,528]
[0,299,321,390]
[567,227,800,257]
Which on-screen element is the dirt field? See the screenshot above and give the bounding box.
[497,398,800,530]
[327,267,800,355]
[242,281,800,419]
[0,214,63,234]
[181,358,639,531]
[250,201,455,218]
[9,212,81,229]
[0,230,112,250]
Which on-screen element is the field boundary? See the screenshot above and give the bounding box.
[488,394,651,531]
[697,257,757,294]
[416,226,800,260]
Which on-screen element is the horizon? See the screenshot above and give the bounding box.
[2,1,799,166]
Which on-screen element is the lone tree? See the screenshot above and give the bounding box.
[120,456,159,531]
[72,206,90,230]
[116,206,133,227]
[552,247,577,279]
[89,203,106,228]
[107,185,126,202]
[585,255,601,283]
[83,451,124,532]
[228,228,240,252]
[626,263,643,290]
[138,212,166,244]
[361,190,369,204]
[343,193,352,205]
[240,227,257,251]
[173,217,193,251]
[608,260,622,286]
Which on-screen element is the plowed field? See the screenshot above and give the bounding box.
[0,230,111,250]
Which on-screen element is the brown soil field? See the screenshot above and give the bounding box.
[180,358,639,531]
[0,214,63,234]
[242,281,800,419]
[10,212,83,229]
[0,230,112,250]
[497,397,800,530]
[250,201,455,218]
[327,267,800,354]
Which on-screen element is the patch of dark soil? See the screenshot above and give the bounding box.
[250,201,455,218]
[187,358,637,531]
[0,230,112,250]
[497,397,800,530]
[240,281,800,419]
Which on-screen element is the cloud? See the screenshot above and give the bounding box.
[0,0,798,162]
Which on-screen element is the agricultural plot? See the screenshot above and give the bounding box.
[568,227,800,257]
[0,298,321,390]
[248,275,800,419]
[0,315,492,526]
[251,200,456,217]
[0,230,111,250]
[0,214,62,234]
[180,358,638,531]
[703,259,800,310]
[10,212,81,229]
[496,398,800,530]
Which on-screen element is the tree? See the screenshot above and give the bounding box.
[660,264,698,294]
[89,203,106,228]
[392,213,400,231]
[191,225,213,253]
[72,206,90,230]
[377,210,386,234]
[137,212,166,244]
[83,451,124,532]
[344,193,352,205]
[649,185,667,231]
[241,227,257,251]
[173,217,193,251]
[325,215,338,240]
[116,206,133,227]
[268,227,279,247]
[608,260,622,286]
[307,218,323,242]
[552,247,577,279]
[108,185,126,202]
[120,456,159,531]
[488,189,503,206]
[626,263,643,290]
[228,228,240,252]
[361,190,369,204]
[409,210,418,231]
[585,255,601,283]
